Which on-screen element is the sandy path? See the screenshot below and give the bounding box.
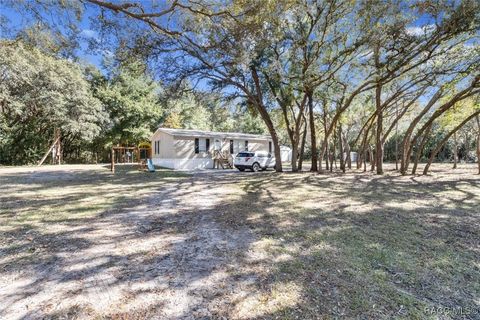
[0,167,261,319]
[2,164,478,319]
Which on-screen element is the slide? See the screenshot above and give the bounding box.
[146,158,156,172]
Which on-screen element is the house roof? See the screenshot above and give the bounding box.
[155,127,271,140]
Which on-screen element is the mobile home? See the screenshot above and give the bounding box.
[151,128,274,170]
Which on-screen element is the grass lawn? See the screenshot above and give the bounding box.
[0,164,479,319]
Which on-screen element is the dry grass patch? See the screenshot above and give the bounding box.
[0,163,478,319]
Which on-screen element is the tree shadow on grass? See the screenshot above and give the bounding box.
[0,165,479,319]
[1,166,264,318]
[229,171,480,319]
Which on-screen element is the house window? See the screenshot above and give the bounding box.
[195,138,209,153]
[199,138,207,152]
[269,141,272,153]
[245,140,249,151]
[230,140,234,154]
[154,141,160,154]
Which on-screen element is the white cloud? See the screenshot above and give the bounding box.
[80,29,98,39]
[406,24,435,36]
[102,49,114,59]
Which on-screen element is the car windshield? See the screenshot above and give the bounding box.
[236,152,254,157]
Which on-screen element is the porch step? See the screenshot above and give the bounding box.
[213,150,233,169]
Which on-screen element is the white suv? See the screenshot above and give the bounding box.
[234,151,276,172]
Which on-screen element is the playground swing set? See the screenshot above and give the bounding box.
[110,142,155,173]
[37,129,155,173]
[38,128,62,166]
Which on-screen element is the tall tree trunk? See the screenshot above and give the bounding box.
[401,89,443,174]
[358,123,373,170]
[370,146,375,171]
[453,131,458,169]
[290,105,304,172]
[319,106,328,172]
[373,46,384,175]
[346,138,352,169]
[395,105,399,171]
[357,135,367,170]
[330,150,334,171]
[357,149,362,169]
[291,143,298,172]
[339,124,345,173]
[404,81,479,174]
[412,124,432,174]
[375,82,384,174]
[464,131,469,164]
[307,90,318,172]
[319,140,326,171]
[476,115,480,174]
[325,142,330,171]
[423,111,480,175]
[332,136,337,170]
[258,110,282,172]
[268,126,283,172]
[363,148,367,172]
[298,118,307,171]
[279,109,297,172]
[250,66,283,172]
[395,138,399,171]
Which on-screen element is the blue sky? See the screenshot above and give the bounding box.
[1,1,439,72]
[0,3,106,69]
[1,0,473,100]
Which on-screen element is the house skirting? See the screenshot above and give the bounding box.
[152,158,214,170]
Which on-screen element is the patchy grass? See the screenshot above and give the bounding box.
[224,166,480,319]
[0,164,188,227]
[0,164,478,319]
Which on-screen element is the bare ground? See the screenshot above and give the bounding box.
[0,164,479,319]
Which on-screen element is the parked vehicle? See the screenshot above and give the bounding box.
[234,151,276,172]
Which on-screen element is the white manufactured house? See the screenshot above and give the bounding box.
[151,128,276,170]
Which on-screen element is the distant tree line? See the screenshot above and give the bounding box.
[1,0,479,174]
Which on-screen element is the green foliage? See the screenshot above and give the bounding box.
[159,87,265,134]
[0,41,106,165]
[92,60,163,146]
[161,91,210,131]
[440,96,480,130]
[2,0,480,168]
[0,40,273,165]
[162,112,183,129]
[234,108,268,135]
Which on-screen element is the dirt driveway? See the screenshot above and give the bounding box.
[1,164,479,319]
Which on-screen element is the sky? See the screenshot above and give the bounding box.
[0,0,219,93]
[0,1,438,68]
[0,0,475,98]
[0,2,106,70]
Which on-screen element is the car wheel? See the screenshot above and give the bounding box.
[238,168,245,172]
[252,162,260,172]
